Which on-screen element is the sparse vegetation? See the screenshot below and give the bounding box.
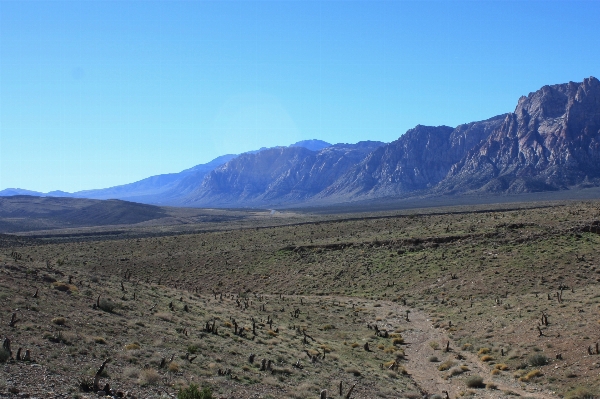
[177,384,213,399]
[1,200,598,397]
[465,375,485,388]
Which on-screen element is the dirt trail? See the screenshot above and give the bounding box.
[396,307,558,399]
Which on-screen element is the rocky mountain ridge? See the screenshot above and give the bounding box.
[3,77,600,208]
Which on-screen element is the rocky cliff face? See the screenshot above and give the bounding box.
[320,117,505,198]
[182,141,384,206]
[440,77,600,193]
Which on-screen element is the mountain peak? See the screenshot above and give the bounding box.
[289,139,331,152]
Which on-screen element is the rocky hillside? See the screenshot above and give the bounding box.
[182,141,384,206]
[439,76,600,193]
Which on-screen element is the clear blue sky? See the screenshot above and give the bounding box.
[2,1,600,193]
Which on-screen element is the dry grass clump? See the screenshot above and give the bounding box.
[438,359,455,371]
[392,337,405,345]
[52,281,77,293]
[291,382,319,399]
[124,343,140,350]
[446,366,466,378]
[477,347,490,355]
[350,342,360,348]
[429,341,440,350]
[51,317,66,325]
[93,336,107,344]
[480,355,494,362]
[462,343,473,351]
[138,368,161,386]
[124,367,140,379]
[168,362,179,372]
[494,363,509,370]
[519,369,542,382]
[345,367,361,376]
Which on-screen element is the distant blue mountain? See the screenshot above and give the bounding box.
[0,139,334,204]
[0,188,45,197]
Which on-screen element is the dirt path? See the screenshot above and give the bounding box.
[395,306,558,399]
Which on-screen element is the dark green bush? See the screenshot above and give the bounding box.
[465,375,484,388]
[177,384,213,399]
[98,298,116,313]
[528,353,548,366]
[0,348,10,363]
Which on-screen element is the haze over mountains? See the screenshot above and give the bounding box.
[3,77,600,208]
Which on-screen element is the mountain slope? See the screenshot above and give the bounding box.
[182,141,384,206]
[319,115,506,199]
[439,76,600,193]
[0,196,168,232]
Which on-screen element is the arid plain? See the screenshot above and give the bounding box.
[2,200,600,398]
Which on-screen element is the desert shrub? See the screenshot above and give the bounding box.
[528,353,548,366]
[392,337,405,345]
[429,356,439,362]
[0,348,9,363]
[465,375,484,388]
[51,317,66,325]
[125,343,140,350]
[187,344,199,354]
[98,298,116,313]
[124,367,139,379]
[429,341,440,350]
[168,362,180,372]
[564,386,597,399]
[447,366,466,377]
[139,368,161,386]
[322,324,335,330]
[177,383,213,399]
[44,331,72,345]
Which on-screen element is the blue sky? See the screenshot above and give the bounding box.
[2,1,600,193]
